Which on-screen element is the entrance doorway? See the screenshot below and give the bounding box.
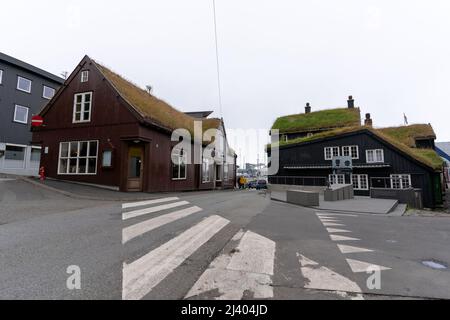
[127,146,144,192]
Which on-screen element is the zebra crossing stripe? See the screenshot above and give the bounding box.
[122,201,189,220]
[329,234,360,242]
[186,231,276,300]
[122,197,179,209]
[337,244,374,254]
[122,206,203,243]
[326,228,352,233]
[122,215,229,300]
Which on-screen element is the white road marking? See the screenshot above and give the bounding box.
[330,234,360,241]
[122,201,189,220]
[337,244,374,254]
[122,206,202,243]
[346,258,391,273]
[326,228,352,233]
[297,253,364,300]
[122,215,229,300]
[322,222,345,227]
[317,213,358,217]
[319,218,340,222]
[122,197,179,209]
[186,231,276,300]
[0,178,15,182]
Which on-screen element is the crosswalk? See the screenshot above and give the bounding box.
[120,196,393,300]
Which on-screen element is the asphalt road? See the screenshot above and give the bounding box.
[1,178,449,300]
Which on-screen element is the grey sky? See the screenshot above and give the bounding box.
[2,0,450,164]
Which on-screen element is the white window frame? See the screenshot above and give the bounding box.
[366,149,384,163]
[42,85,56,99]
[325,146,341,160]
[4,143,27,161]
[17,76,32,93]
[342,145,359,159]
[0,69,3,84]
[172,147,187,180]
[81,70,89,83]
[390,174,411,189]
[58,140,98,175]
[329,174,345,185]
[352,174,369,190]
[13,105,29,124]
[202,157,211,183]
[73,92,93,123]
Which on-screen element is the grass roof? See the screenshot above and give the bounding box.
[94,61,221,134]
[272,108,361,134]
[269,124,443,171]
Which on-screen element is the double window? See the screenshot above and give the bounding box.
[352,174,369,190]
[13,105,29,124]
[329,174,345,185]
[324,147,340,160]
[73,92,92,123]
[390,174,411,189]
[58,141,98,175]
[43,86,56,99]
[17,76,32,93]
[366,149,384,163]
[172,148,187,180]
[342,145,359,159]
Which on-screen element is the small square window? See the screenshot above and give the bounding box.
[13,105,29,124]
[17,76,32,93]
[81,71,89,83]
[43,86,56,99]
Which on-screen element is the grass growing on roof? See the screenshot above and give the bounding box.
[378,124,436,148]
[271,108,361,133]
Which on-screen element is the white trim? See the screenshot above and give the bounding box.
[366,149,384,163]
[72,92,93,123]
[171,147,187,180]
[57,140,98,175]
[13,105,29,124]
[81,70,89,83]
[42,85,56,100]
[16,76,32,93]
[352,174,369,190]
[390,174,411,189]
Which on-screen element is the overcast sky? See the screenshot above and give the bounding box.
[2,0,450,164]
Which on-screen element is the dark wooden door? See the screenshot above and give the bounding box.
[127,146,144,192]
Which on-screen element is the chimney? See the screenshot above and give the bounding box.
[364,113,373,127]
[305,103,311,114]
[347,95,354,109]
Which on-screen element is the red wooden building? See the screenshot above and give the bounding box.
[32,56,237,192]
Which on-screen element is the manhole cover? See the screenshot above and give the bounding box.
[422,260,447,270]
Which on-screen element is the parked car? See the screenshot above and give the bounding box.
[256,180,267,190]
[248,180,258,189]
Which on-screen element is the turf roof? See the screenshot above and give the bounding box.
[270,124,443,171]
[271,108,361,134]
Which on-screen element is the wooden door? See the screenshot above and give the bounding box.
[127,146,144,192]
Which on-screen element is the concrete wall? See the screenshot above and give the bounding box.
[268,183,326,194]
[371,188,423,209]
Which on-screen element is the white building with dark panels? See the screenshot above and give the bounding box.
[0,52,64,176]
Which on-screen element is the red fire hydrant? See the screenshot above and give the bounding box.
[39,166,45,181]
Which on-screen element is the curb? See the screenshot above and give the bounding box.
[18,176,158,202]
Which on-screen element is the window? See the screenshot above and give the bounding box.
[17,76,32,93]
[13,105,29,124]
[202,157,210,183]
[58,141,98,175]
[102,150,112,167]
[342,145,359,159]
[43,86,56,99]
[352,174,369,190]
[5,145,25,161]
[0,69,3,84]
[224,164,229,181]
[73,92,92,123]
[329,174,345,185]
[81,70,89,82]
[215,165,223,181]
[172,148,187,180]
[324,146,340,160]
[30,147,41,162]
[366,149,384,163]
[390,174,411,189]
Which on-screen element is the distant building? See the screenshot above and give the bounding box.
[436,142,450,182]
[0,52,64,176]
[268,97,444,208]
